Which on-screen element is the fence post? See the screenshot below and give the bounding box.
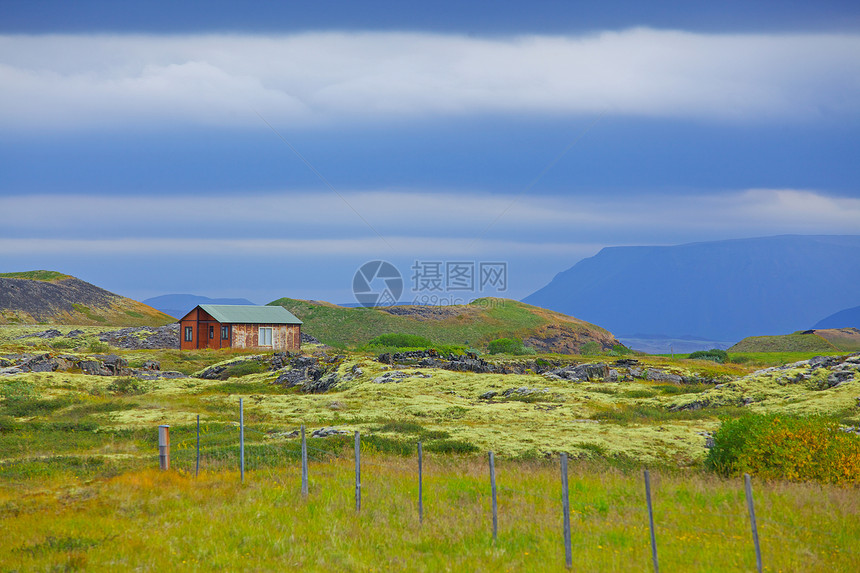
[195,414,200,477]
[239,398,244,484]
[418,441,424,524]
[489,451,498,541]
[644,469,659,573]
[355,431,361,512]
[158,425,170,470]
[744,473,763,573]
[561,452,572,570]
[301,425,308,497]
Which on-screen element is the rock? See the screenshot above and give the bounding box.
[15,329,62,340]
[98,324,180,350]
[549,363,608,381]
[479,390,498,399]
[66,329,84,338]
[0,367,25,376]
[311,427,348,438]
[141,360,160,371]
[629,367,644,378]
[301,332,321,344]
[606,369,619,382]
[646,368,682,383]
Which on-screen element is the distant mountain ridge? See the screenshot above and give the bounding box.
[0,271,173,326]
[143,294,256,319]
[813,306,860,329]
[523,235,860,342]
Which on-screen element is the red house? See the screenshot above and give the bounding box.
[179,305,302,351]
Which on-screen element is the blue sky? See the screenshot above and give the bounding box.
[1,1,859,305]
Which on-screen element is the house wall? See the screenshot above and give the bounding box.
[232,323,301,351]
[179,308,231,350]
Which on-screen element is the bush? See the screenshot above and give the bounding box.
[688,349,728,363]
[106,377,149,396]
[223,360,268,379]
[87,340,109,353]
[706,413,860,484]
[580,341,601,355]
[487,337,534,355]
[367,333,434,348]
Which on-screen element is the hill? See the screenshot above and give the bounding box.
[268,297,620,353]
[814,305,860,329]
[142,294,256,319]
[729,328,860,353]
[523,235,860,342]
[0,271,174,326]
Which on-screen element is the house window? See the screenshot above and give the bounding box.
[209,325,215,339]
[259,327,273,347]
[221,325,229,340]
[184,326,193,342]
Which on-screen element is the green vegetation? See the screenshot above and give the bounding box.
[70,303,108,323]
[1,461,858,571]
[487,337,534,355]
[706,413,860,484]
[268,297,614,353]
[730,332,838,353]
[0,270,71,282]
[367,333,434,348]
[688,349,728,363]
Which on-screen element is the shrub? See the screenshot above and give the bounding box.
[367,333,434,348]
[223,360,268,379]
[487,337,534,355]
[688,349,728,363]
[580,341,601,355]
[424,439,479,454]
[706,413,860,484]
[87,340,109,353]
[106,377,149,396]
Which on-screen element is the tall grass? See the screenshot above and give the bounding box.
[0,456,857,571]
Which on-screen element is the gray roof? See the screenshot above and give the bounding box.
[197,304,302,325]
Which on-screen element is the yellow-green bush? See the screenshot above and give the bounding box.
[707,413,860,484]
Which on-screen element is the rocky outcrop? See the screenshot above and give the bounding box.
[0,352,186,379]
[98,325,180,349]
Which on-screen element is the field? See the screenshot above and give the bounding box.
[2,324,859,571]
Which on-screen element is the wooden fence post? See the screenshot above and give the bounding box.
[561,452,572,570]
[489,451,498,541]
[158,425,170,470]
[239,398,244,484]
[644,469,659,573]
[744,473,763,573]
[355,431,361,512]
[418,442,424,524]
[301,425,308,497]
[195,414,200,477]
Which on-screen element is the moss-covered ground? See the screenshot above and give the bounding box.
[2,325,859,570]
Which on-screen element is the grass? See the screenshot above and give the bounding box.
[0,459,858,571]
[268,297,613,352]
[0,270,71,282]
[729,332,838,353]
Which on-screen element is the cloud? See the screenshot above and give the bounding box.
[1,188,857,251]
[1,29,858,129]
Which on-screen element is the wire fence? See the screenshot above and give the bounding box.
[153,399,858,572]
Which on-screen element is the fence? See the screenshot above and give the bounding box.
[156,399,852,572]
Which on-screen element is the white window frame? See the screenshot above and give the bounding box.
[259,326,273,347]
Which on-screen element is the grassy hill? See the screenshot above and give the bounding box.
[268,297,620,353]
[0,271,174,326]
[730,328,860,353]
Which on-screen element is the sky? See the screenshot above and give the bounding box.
[1,1,859,306]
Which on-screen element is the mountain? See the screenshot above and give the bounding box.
[523,235,860,342]
[0,271,174,326]
[268,297,620,353]
[813,305,860,329]
[142,294,256,319]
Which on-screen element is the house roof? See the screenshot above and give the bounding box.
[196,304,302,325]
